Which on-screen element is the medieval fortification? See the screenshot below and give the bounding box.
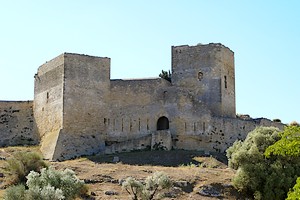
[0,43,283,160]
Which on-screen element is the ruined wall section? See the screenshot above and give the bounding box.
[0,101,38,146]
[171,43,235,117]
[52,54,110,160]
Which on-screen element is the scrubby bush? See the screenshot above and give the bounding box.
[227,126,300,200]
[122,177,143,200]
[4,151,48,184]
[3,184,26,200]
[4,167,87,200]
[122,171,172,200]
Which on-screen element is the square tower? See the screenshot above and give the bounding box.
[171,43,236,117]
[34,53,110,160]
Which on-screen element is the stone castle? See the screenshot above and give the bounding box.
[0,43,283,160]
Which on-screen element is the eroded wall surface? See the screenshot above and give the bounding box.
[0,101,38,146]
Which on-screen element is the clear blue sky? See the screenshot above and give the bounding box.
[0,1,299,124]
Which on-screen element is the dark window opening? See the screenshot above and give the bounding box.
[147,119,149,130]
[138,118,141,131]
[157,116,169,130]
[198,71,203,81]
[129,119,132,131]
[224,76,227,89]
[46,92,49,103]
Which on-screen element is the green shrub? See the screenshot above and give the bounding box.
[159,70,171,82]
[287,177,300,200]
[26,185,65,200]
[3,184,26,200]
[227,126,300,200]
[265,126,300,157]
[26,167,87,200]
[3,167,87,200]
[4,151,48,184]
[122,171,172,200]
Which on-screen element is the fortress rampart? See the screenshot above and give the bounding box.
[0,43,284,160]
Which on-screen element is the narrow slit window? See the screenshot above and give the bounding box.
[138,118,141,131]
[147,119,149,130]
[129,119,132,131]
[46,92,49,103]
[224,76,227,89]
[198,71,203,81]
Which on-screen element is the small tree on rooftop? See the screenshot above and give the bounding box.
[159,70,171,82]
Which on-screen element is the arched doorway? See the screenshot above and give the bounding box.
[157,116,169,130]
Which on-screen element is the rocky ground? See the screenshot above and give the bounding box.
[0,146,249,200]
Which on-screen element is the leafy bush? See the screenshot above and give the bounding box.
[4,167,87,200]
[122,171,172,200]
[227,126,300,200]
[265,126,300,157]
[4,151,48,184]
[287,177,300,200]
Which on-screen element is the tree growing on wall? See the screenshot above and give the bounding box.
[159,70,171,82]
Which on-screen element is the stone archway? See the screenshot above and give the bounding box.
[157,116,169,130]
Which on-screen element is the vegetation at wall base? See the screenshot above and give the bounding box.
[3,151,48,184]
[4,167,88,200]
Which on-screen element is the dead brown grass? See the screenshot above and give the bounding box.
[0,147,248,200]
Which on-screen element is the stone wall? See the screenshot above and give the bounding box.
[108,78,172,142]
[0,101,38,146]
[34,54,64,160]
[104,130,172,154]
[173,117,284,153]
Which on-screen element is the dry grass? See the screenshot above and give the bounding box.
[0,147,247,200]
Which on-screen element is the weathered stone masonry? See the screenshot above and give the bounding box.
[0,43,283,160]
[0,101,38,146]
